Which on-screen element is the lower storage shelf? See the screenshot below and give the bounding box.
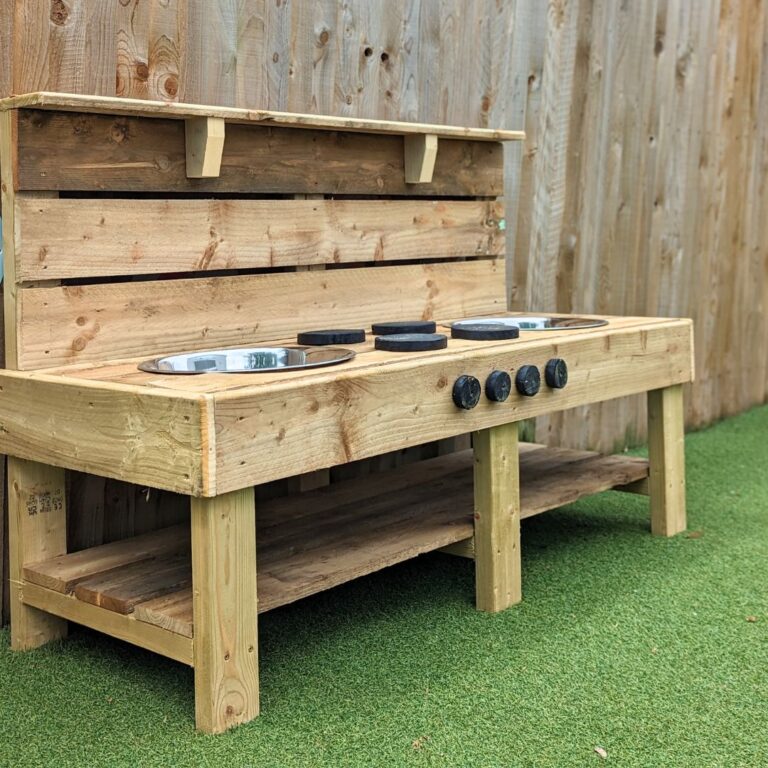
[22,444,648,646]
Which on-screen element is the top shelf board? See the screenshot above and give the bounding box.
[0,92,525,142]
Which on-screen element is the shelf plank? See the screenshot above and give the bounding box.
[0,91,525,142]
[23,445,650,643]
[23,524,189,594]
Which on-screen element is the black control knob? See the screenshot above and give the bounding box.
[452,375,482,410]
[515,365,541,397]
[485,370,512,402]
[545,358,568,389]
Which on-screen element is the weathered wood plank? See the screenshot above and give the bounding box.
[191,487,259,734]
[74,555,191,614]
[16,197,505,280]
[24,523,189,594]
[15,260,505,368]
[16,109,504,196]
[2,91,525,141]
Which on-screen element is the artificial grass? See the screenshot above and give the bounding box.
[1,406,767,768]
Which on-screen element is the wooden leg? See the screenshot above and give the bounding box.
[648,385,687,536]
[8,457,68,649]
[191,486,259,733]
[473,422,521,612]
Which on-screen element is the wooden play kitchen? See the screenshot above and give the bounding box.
[0,92,693,733]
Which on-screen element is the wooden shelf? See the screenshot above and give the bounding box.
[22,444,648,644]
[0,91,525,142]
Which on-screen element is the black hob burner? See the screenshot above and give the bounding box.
[296,329,366,346]
[374,333,448,352]
[371,320,437,335]
[450,322,520,341]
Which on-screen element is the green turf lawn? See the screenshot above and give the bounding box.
[1,404,767,767]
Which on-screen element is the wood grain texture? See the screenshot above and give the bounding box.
[0,375,207,494]
[24,523,189,594]
[0,317,692,496]
[211,320,692,492]
[1,92,525,141]
[512,0,768,450]
[15,197,504,280]
[15,260,505,368]
[473,422,521,612]
[191,487,259,733]
[15,109,504,196]
[0,2,765,441]
[19,580,193,664]
[647,385,686,536]
[8,457,68,649]
[26,443,650,639]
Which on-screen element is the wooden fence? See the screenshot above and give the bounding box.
[1,0,766,622]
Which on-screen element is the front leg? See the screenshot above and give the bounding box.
[648,385,687,536]
[191,486,259,733]
[473,422,521,612]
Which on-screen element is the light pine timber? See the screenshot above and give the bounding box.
[191,486,259,733]
[0,91,526,141]
[14,197,504,281]
[0,108,18,368]
[404,133,438,183]
[8,457,68,649]
[15,110,505,197]
[473,423,521,612]
[185,116,226,178]
[211,320,693,494]
[647,385,687,536]
[15,259,505,369]
[0,374,207,495]
[0,319,693,495]
[20,581,193,665]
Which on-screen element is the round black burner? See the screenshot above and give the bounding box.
[371,320,437,335]
[450,323,520,341]
[374,333,448,352]
[296,329,366,346]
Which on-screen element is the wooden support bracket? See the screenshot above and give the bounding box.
[404,133,438,183]
[185,117,226,178]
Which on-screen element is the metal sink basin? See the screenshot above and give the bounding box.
[138,346,355,374]
[451,315,608,332]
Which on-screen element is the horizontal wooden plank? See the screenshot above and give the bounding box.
[21,443,645,639]
[0,375,208,495]
[0,318,692,494]
[1,92,525,142]
[15,260,505,368]
[16,197,505,281]
[16,110,504,196]
[211,321,693,492]
[74,555,191,614]
[18,580,194,665]
[23,524,189,593]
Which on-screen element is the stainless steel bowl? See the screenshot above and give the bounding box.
[451,315,608,331]
[138,346,355,374]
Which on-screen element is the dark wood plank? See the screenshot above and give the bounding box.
[74,555,191,614]
[16,109,504,196]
